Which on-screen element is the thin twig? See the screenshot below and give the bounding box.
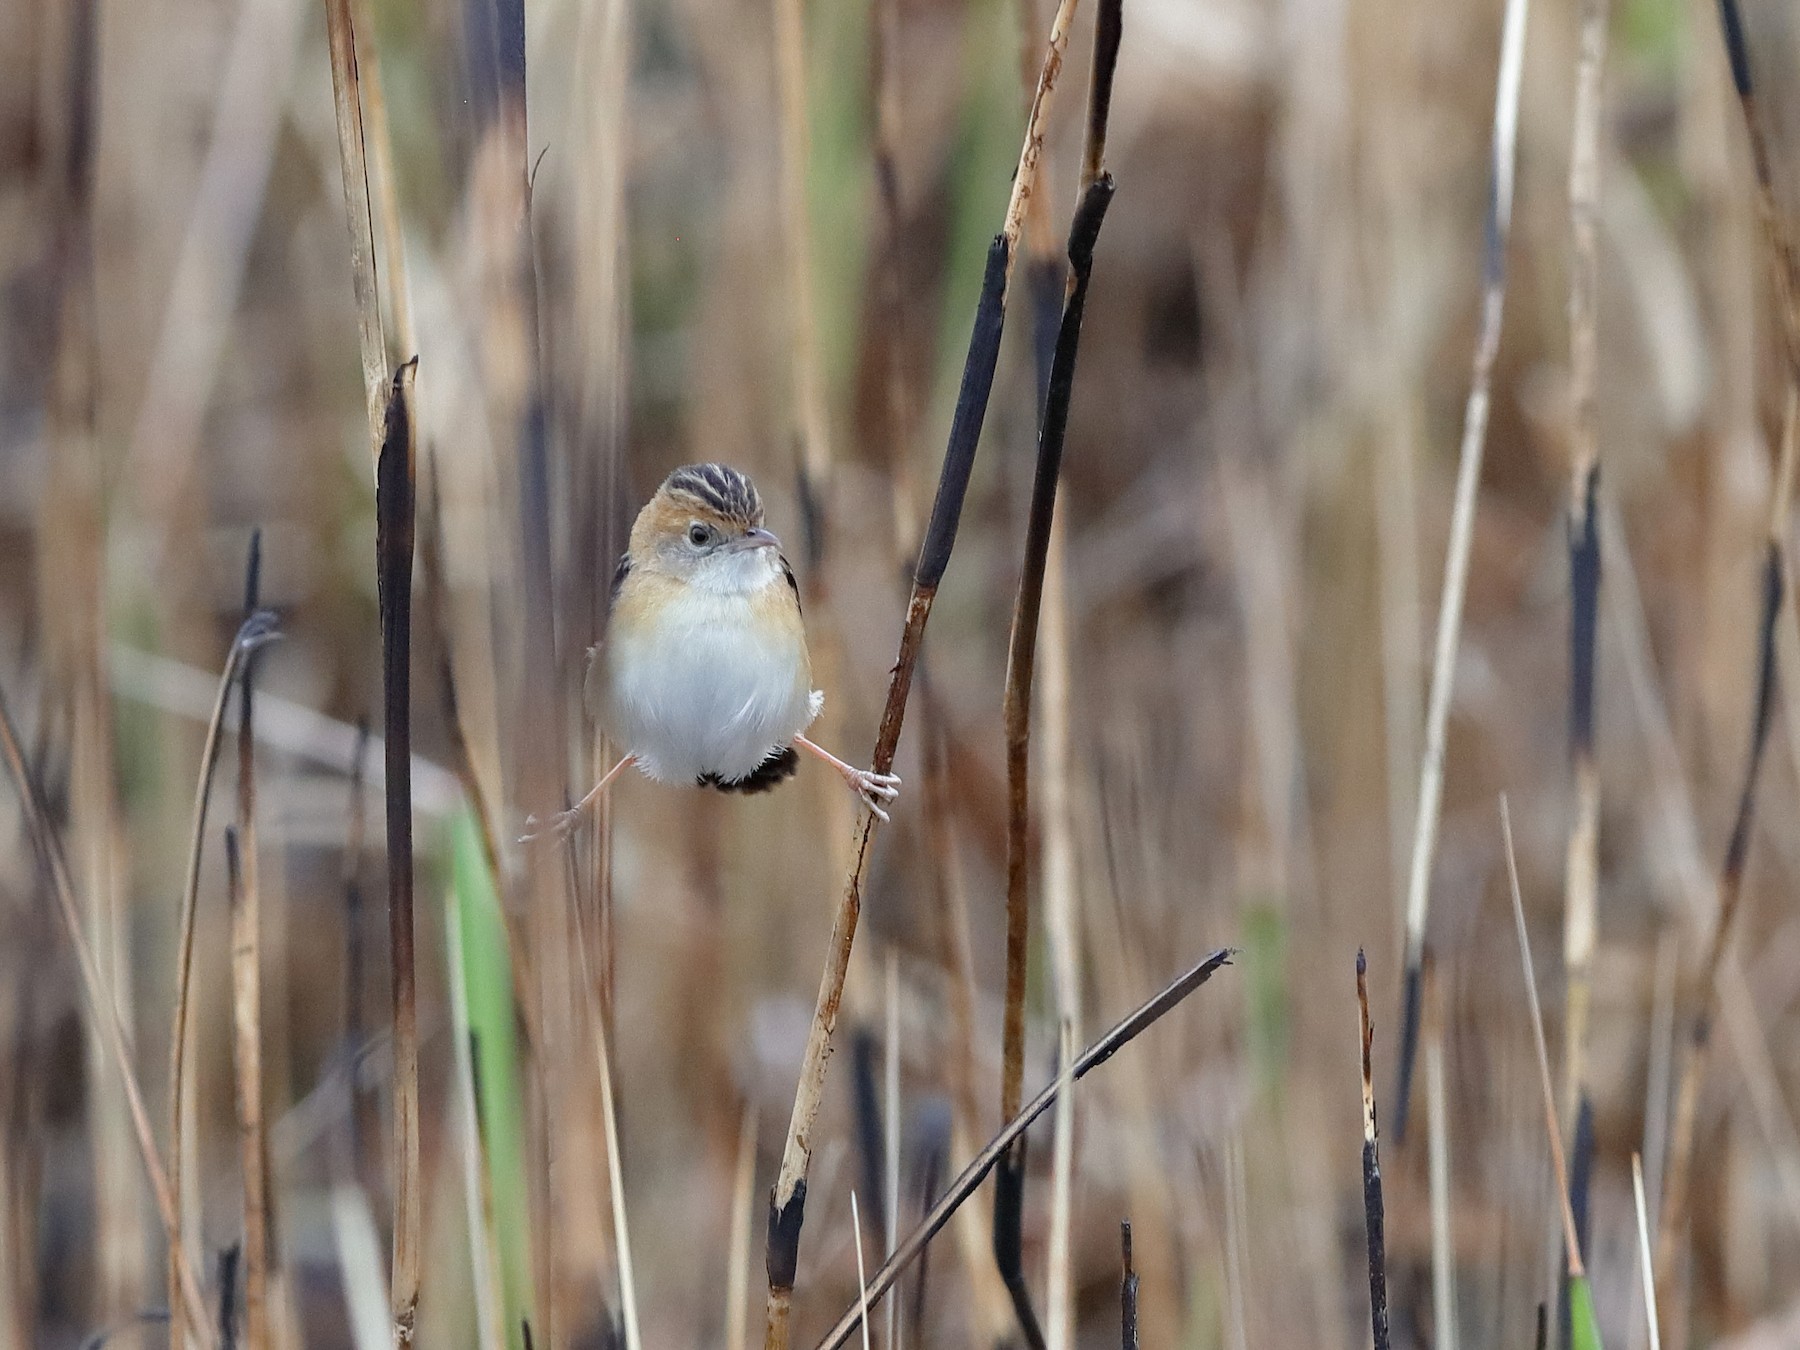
[0,683,216,1346]
[1633,1155,1661,1350]
[810,951,1233,1350]
[169,610,280,1349]
[375,358,420,1344]
[1499,798,1586,1276]
[1392,0,1533,1142]
[573,897,644,1350]
[851,1195,872,1350]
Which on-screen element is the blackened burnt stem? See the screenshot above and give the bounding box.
[1568,469,1601,759]
[995,177,1116,1350]
[375,357,420,1343]
[762,235,1008,1350]
[809,950,1233,1350]
[992,1146,1043,1350]
[1357,951,1391,1350]
[1120,1221,1138,1350]
[850,1027,888,1245]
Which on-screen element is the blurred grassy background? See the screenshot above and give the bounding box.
[4,0,1800,1344]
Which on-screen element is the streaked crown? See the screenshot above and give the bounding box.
[657,463,764,530]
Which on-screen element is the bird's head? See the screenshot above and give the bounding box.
[631,463,785,592]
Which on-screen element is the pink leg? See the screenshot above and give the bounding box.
[521,754,635,842]
[793,734,902,822]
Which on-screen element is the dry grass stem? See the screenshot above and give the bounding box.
[1424,958,1457,1350]
[1499,797,1586,1277]
[1393,0,1533,1139]
[851,1194,872,1350]
[1634,1154,1661,1350]
[574,902,643,1350]
[169,610,279,1350]
[226,827,270,1350]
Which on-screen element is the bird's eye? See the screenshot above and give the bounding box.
[687,523,711,547]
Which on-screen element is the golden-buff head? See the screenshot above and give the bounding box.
[628,463,783,585]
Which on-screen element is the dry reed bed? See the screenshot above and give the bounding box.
[2,0,1800,1345]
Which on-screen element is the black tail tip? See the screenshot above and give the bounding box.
[700,745,800,795]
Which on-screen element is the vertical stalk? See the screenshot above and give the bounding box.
[232,535,271,1349]
[375,361,420,1344]
[1391,0,1533,1142]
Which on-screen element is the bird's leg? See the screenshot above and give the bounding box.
[793,734,902,822]
[521,754,636,842]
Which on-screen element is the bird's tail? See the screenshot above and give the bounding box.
[699,745,799,795]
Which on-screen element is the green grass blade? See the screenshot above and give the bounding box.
[1568,1273,1604,1350]
[449,808,533,1349]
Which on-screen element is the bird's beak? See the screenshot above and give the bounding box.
[728,527,781,553]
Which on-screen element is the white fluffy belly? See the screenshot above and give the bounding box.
[605,591,816,784]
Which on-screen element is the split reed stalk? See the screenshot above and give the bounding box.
[320,0,389,459]
[1391,0,1533,1141]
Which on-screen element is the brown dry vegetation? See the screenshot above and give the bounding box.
[2,0,1800,1346]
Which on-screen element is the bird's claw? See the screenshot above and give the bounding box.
[849,768,902,823]
[519,808,581,844]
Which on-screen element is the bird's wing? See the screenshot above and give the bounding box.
[780,552,801,614]
[582,551,634,717]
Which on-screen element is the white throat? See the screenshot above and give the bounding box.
[687,546,784,596]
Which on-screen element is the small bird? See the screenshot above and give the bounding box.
[528,463,900,838]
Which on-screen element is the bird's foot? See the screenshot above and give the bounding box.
[845,766,902,823]
[518,807,583,844]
